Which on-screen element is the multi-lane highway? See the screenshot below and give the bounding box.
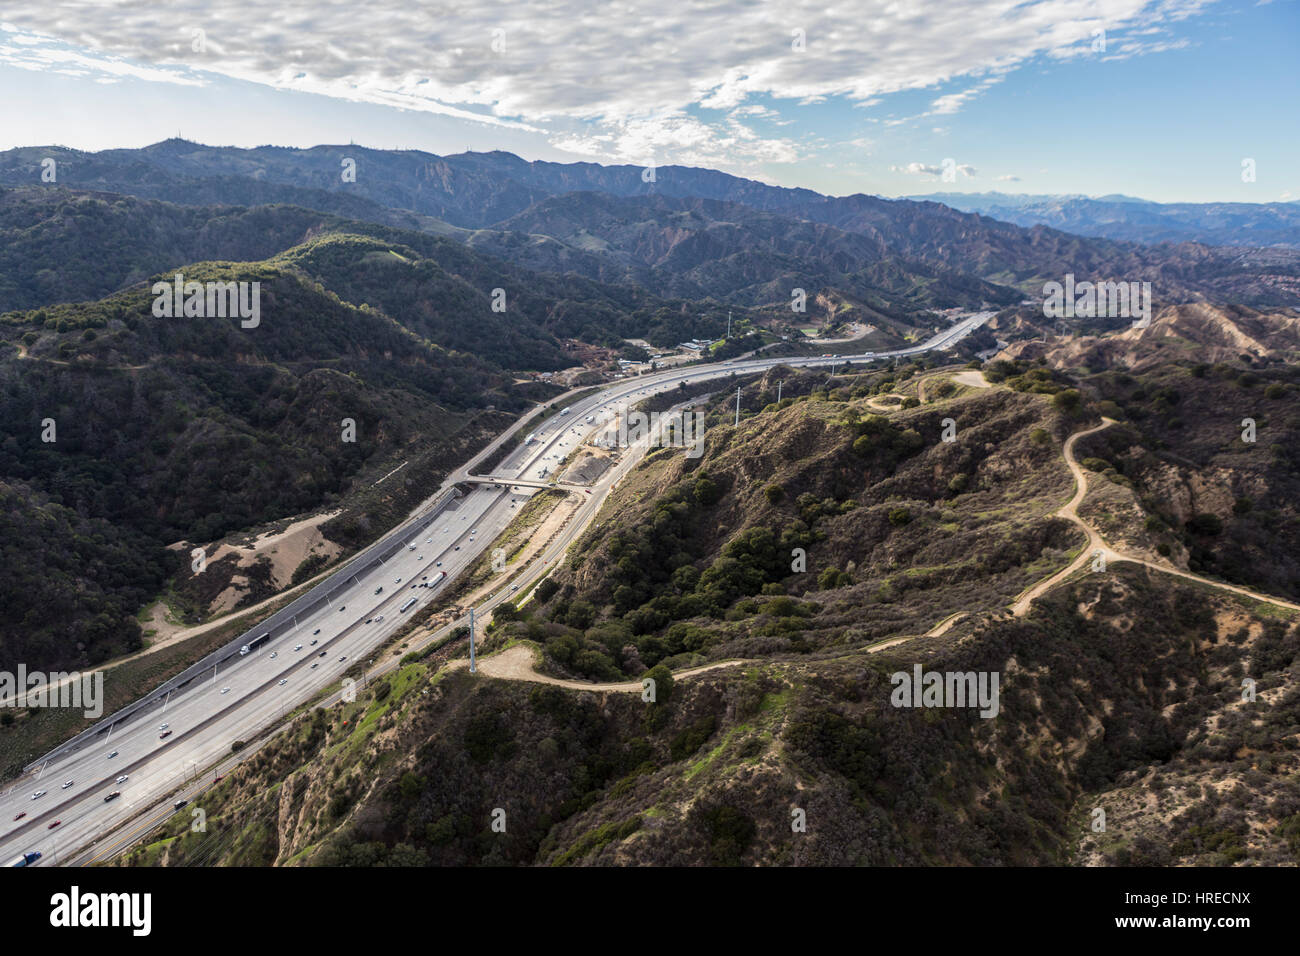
[1,310,991,866]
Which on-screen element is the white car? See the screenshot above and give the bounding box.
[395,577,402,583]
[159,723,169,731]
[220,687,230,694]
[31,790,46,800]
[115,775,128,784]
[278,679,288,686]
[270,651,277,659]
[294,643,303,651]
[374,615,384,623]
[61,780,74,789]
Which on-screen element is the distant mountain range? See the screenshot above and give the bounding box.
[908,191,1300,249]
[4,141,1300,313]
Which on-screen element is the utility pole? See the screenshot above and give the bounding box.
[776,380,783,403]
[469,607,476,673]
[734,387,741,426]
[727,311,732,338]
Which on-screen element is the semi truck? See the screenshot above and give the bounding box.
[10,850,41,867]
[400,597,418,613]
[240,631,271,656]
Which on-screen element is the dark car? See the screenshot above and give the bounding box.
[318,651,326,657]
[159,730,172,740]
[104,791,121,802]
[174,799,188,810]
[47,820,62,829]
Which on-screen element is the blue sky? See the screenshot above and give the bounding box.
[0,0,1295,202]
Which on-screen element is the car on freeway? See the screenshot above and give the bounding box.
[294,644,302,651]
[395,578,401,583]
[31,791,45,800]
[338,606,346,612]
[318,651,326,657]
[311,663,319,669]
[365,618,373,624]
[436,562,442,567]
[454,546,461,551]
[159,723,169,730]
[338,656,347,663]
[375,616,383,623]
[107,750,118,759]
[270,651,277,659]
[47,820,61,829]
[220,687,230,694]
[174,800,187,810]
[104,791,120,802]
[116,775,128,784]
[374,586,384,594]
[61,780,73,789]
[313,629,321,635]
[159,730,172,740]
[278,679,288,686]
[310,639,318,646]
[426,538,431,543]
[12,811,25,821]
[510,584,519,591]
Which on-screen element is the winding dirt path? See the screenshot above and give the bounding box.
[1010,417,1300,616]
[445,643,745,692]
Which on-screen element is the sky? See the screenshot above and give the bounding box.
[0,0,1295,203]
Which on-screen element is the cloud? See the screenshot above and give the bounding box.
[996,174,1021,182]
[892,160,976,180]
[0,1,1214,165]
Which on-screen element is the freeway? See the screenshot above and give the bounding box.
[0,310,991,866]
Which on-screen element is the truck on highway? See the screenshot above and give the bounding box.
[240,632,272,656]
[9,850,41,867]
[560,407,571,416]
[585,414,595,424]
[400,597,418,613]
[525,432,537,444]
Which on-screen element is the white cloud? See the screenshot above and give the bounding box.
[892,161,976,180]
[996,174,1021,182]
[0,1,1213,166]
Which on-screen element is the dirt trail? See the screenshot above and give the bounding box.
[445,643,745,692]
[1011,418,1300,616]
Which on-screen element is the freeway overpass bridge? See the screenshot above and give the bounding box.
[463,474,589,492]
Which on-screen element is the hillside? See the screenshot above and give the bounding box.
[910,192,1300,249]
[0,258,519,672]
[121,360,1300,866]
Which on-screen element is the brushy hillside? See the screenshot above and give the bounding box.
[520,364,1082,682]
[120,554,1298,866]
[0,259,513,672]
